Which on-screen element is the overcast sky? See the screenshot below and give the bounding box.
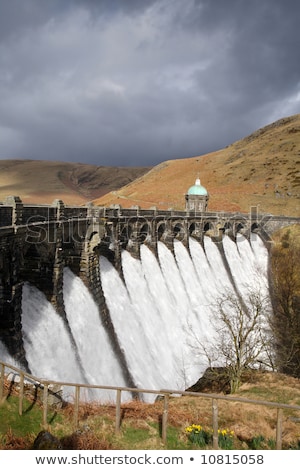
[0,0,299,167]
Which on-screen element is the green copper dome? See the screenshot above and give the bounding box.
[187,178,208,196]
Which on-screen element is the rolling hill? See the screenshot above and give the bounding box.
[0,114,299,216]
[0,160,151,205]
[94,114,300,217]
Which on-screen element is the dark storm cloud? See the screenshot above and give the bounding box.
[0,0,299,166]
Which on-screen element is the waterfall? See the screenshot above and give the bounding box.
[222,234,268,296]
[21,283,85,383]
[63,268,131,402]
[14,234,270,403]
[0,339,20,369]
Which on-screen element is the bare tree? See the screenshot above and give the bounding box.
[270,229,300,377]
[189,286,273,393]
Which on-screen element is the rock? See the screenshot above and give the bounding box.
[186,367,231,394]
[32,430,63,450]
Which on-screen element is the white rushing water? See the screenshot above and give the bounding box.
[22,282,84,384]
[63,267,130,402]
[14,235,270,403]
[0,339,20,369]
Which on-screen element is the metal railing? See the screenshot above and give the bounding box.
[1,360,300,449]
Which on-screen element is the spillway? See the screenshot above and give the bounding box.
[11,234,270,402]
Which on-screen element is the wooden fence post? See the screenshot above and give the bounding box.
[276,408,283,450]
[212,398,219,450]
[18,372,24,416]
[162,394,169,444]
[115,389,122,433]
[42,382,49,428]
[74,386,80,429]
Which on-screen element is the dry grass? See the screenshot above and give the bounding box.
[95,114,300,217]
[0,428,33,450]
[1,115,299,216]
[0,159,149,205]
[1,371,300,449]
[56,371,300,450]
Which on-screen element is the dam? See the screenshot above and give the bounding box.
[0,193,299,401]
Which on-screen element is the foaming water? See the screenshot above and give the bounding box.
[63,268,130,402]
[0,340,20,369]
[11,235,270,403]
[21,283,84,384]
[99,254,157,394]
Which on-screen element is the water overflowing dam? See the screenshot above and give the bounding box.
[2,197,297,402]
[0,232,270,403]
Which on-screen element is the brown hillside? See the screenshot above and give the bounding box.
[0,160,150,205]
[94,114,300,217]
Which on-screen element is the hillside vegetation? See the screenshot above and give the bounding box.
[0,160,150,205]
[94,114,300,217]
[0,115,299,216]
[1,370,300,450]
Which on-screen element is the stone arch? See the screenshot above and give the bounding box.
[234,222,246,234]
[105,222,114,239]
[188,222,196,235]
[120,225,130,248]
[251,222,259,232]
[157,222,166,240]
[223,221,232,232]
[187,220,203,240]
[88,231,101,250]
[204,221,213,233]
[138,222,151,243]
[173,221,185,238]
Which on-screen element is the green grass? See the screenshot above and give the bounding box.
[1,370,300,450]
[0,395,62,444]
[239,386,296,403]
[121,426,152,447]
[117,422,190,450]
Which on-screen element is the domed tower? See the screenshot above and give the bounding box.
[185,177,209,212]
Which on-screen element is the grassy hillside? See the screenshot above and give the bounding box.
[94,114,300,217]
[0,160,150,205]
[0,115,299,215]
[1,371,300,450]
